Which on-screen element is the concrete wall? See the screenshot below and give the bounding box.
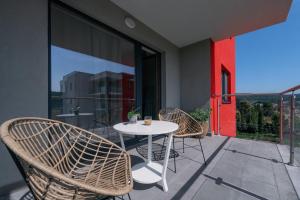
[0,0,215,189]
[60,0,181,108]
[179,40,211,111]
[0,0,181,188]
[0,0,48,188]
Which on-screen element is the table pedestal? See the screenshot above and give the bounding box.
[120,133,173,192]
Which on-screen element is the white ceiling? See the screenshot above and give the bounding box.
[111,0,292,47]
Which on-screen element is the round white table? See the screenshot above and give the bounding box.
[113,120,178,192]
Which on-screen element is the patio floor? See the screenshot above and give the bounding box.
[0,136,298,200]
[126,136,298,200]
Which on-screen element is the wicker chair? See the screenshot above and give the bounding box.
[0,117,132,200]
[159,108,206,173]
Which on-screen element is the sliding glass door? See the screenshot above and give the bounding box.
[141,47,161,119]
[50,2,161,142]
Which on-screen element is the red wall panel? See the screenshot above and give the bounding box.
[210,38,236,137]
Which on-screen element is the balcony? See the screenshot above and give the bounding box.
[0,0,298,199]
[1,89,299,199]
[1,135,298,200]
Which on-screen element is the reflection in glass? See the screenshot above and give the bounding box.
[50,5,135,142]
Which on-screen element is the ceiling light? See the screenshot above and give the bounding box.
[124,17,136,29]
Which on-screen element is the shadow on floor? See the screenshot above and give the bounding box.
[202,174,269,200]
[135,143,179,161]
[170,137,230,200]
[19,191,34,200]
[224,148,286,164]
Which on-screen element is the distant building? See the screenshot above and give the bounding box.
[60,71,94,115]
[60,70,134,125]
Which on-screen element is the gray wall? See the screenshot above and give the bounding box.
[0,0,211,189]
[180,40,211,111]
[0,0,181,189]
[0,0,48,188]
[60,0,181,108]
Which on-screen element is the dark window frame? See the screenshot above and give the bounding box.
[221,66,231,104]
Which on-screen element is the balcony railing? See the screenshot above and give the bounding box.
[50,95,136,144]
[214,84,300,165]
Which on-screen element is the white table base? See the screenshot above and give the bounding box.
[132,162,163,184]
[119,133,173,192]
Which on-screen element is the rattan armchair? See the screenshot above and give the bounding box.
[0,117,132,200]
[159,108,206,172]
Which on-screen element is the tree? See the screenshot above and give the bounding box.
[255,104,264,133]
[263,102,274,117]
[236,110,242,131]
[271,111,280,134]
[238,101,252,132]
[238,101,259,133]
[247,107,258,133]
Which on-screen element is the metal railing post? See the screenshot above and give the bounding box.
[289,91,295,165]
[280,95,283,144]
[217,98,220,135]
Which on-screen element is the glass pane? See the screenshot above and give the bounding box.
[142,47,160,119]
[50,5,135,143]
[222,70,229,102]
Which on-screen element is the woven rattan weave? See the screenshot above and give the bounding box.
[158,108,206,172]
[159,108,204,138]
[0,117,132,199]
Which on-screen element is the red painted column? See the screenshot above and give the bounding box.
[210,38,236,137]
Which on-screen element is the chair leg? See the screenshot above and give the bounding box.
[160,135,167,159]
[173,138,177,173]
[92,121,96,133]
[198,138,206,165]
[162,135,166,147]
[127,193,132,200]
[182,138,185,153]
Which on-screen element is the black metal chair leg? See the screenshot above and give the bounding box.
[173,137,177,173]
[162,135,166,147]
[198,138,206,165]
[160,135,167,159]
[127,193,132,200]
[182,138,185,153]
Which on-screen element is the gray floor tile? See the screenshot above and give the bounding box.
[1,137,298,200]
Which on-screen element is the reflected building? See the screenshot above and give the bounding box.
[60,71,94,115]
[60,70,134,126]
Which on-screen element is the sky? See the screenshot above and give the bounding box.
[51,45,134,92]
[236,0,300,93]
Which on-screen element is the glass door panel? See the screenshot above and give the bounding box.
[141,47,161,119]
[50,4,135,142]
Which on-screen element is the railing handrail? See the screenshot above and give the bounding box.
[211,84,300,98]
[280,84,300,95]
[212,84,300,166]
[51,96,135,101]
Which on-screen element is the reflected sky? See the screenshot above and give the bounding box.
[51,45,135,92]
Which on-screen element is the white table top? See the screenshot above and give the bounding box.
[113,120,178,136]
[56,113,94,118]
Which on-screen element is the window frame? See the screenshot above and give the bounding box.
[48,0,162,119]
[221,66,231,104]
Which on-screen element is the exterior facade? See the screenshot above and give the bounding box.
[0,0,292,191]
[211,39,236,137]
